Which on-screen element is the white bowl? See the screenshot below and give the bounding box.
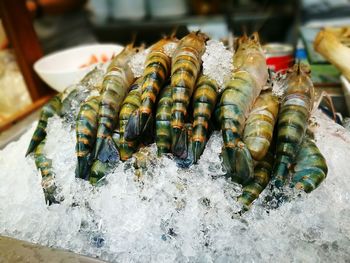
[34,44,124,92]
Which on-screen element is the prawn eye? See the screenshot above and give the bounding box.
[250,32,259,42]
[301,64,311,74]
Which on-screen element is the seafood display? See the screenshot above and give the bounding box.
[155,84,173,156]
[243,90,279,161]
[34,139,58,205]
[291,135,328,193]
[216,33,268,184]
[25,32,330,210]
[170,32,208,157]
[117,79,142,161]
[94,44,138,162]
[192,74,218,163]
[273,63,314,187]
[75,96,100,179]
[26,94,62,156]
[238,151,274,210]
[125,36,178,140]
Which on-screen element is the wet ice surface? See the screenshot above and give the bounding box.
[163,42,178,58]
[0,111,350,262]
[202,40,234,91]
[129,48,150,78]
[271,73,287,98]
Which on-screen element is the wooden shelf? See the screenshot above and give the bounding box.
[0,0,54,131]
[0,94,53,132]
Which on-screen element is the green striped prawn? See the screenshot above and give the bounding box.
[238,150,274,210]
[94,44,138,162]
[75,96,100,179]
[117,79,142,161]
[192,74,218,163]
[243,90,279,161]
[170,31,208,157]
[291,135,327,193]
[125,36,178,140]
[34,139,59,204]
[26,94,62,156]
[155,84,173,156]
[273,63,314,187]
[216,33,268,184]
[26,66,104,157]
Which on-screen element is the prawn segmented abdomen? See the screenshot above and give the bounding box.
[118,86,142,161]
[170,32,208,154]
[156,85,173,156]
[243,91,279,161]
[273,63,314,187]
[139,38,176,132]
[125,37,177,140]
[192,74,218,163]
[34,139,58,205]
[292,137,327,193]
[218,72,257,184]
[238,151,274,210]
[76,96,100,179]
[26,94,62,156]
[217,33,268,184]
[94,45,137,162]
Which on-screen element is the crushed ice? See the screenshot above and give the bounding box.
[0,110,349,262]
[202,39,234,91]
[129,48,150,78]
[163,42,178,58]
[271,73,287,98]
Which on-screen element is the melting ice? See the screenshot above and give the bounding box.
[0,111,350,262]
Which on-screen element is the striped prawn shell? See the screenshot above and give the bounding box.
[170,32,208,145]
[238,151,274,210]
[192,74,218,163]
[233,33,269,89]
[34,139,58,204]
[292,137,327,193]
[76,96,100,178]
[95,44,138,160]
[243,91,279,161]
[139,37,177,119]
[118,82,142,161]
[273,63,314,187]
[156,84,173,155]
[216,32,268,184]
[26,94,62,156]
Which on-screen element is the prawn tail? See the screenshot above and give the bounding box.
[222,141,254,185]
[172,126,188,159]
[95,137,120,163]
[76,156,91,180]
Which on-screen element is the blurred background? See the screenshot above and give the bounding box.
[24,0,302,51]
[23,0,350,51]
[0,0,350,144]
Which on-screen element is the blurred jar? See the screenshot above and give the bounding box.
[190,0,220,15]
[149,0,188,18]
[111,0,146,20]
[0,49,32,121]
